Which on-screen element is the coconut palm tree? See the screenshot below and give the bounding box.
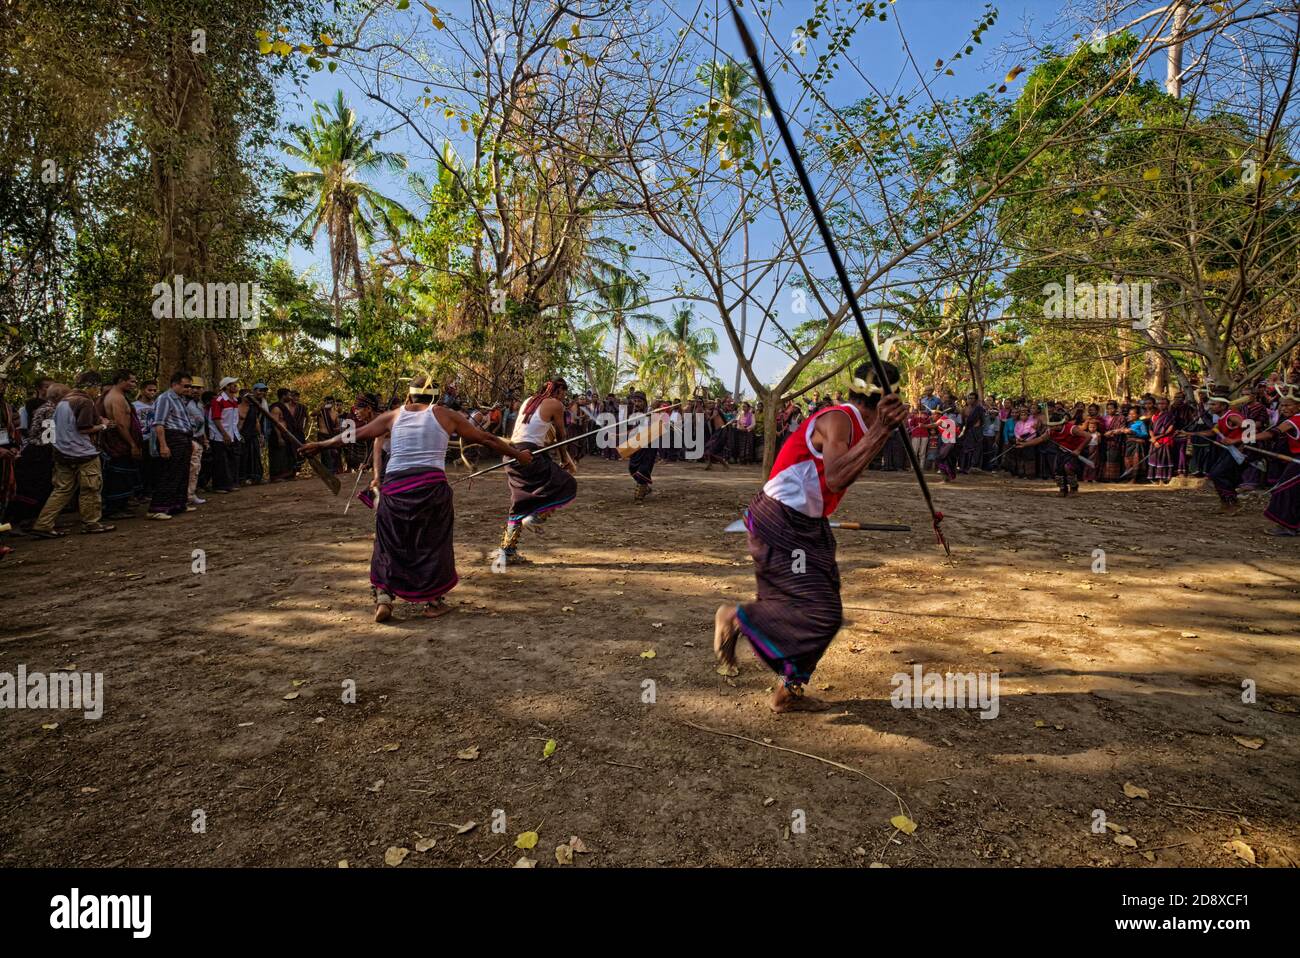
[624,329,672,397]
[651,304,718,397]
[583,263,658,390]
[278,91,411,350]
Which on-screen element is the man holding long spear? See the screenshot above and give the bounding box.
[494,377,579,567]
[1178,395,1250,515]
[714,361,909,713]
[1013,416,1093,497]
[1259,389,1300,536]
[301,375,531,622]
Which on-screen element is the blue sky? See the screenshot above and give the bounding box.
[276,0,1065,392]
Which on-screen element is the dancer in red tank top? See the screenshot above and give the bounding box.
[713,361,908,713]
[1259,390,1300,535]
[1014,417,1091,496]
[1179,395,1250,514]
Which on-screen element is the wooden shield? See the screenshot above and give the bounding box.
[617,414,668,459]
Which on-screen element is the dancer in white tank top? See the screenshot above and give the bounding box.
[496,377,579,567]
[301,376,532,623]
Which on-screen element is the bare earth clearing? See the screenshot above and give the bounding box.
[1,460,1297,867]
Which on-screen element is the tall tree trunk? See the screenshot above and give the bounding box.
[1165,1,1189,97]
[612,317,623,390]
[1144,313,1171,396]
[733,176,749,399]
[759,386,778,475]
[154,31,215,382]
[1138,3,1190,394]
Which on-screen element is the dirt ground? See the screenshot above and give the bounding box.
[1,458,1297,868]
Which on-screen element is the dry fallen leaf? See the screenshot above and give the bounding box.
[515,831,539,850]
[337,860,349,868]
[569,836,589,853]
[415,837,437,853]
[1123,782,1150,800]
[1224,839,1255,864]
[283,692,299,701]
[1233,736,1265,750]
[1114,834,1139,848]
[555,844,574,865]
[384,846,410,866]
[40,723,59,731]
[890,814,917,835]
[514,857,537,868]
[456,821,477,835]
[457,745,480,760]
[378,743,400,753]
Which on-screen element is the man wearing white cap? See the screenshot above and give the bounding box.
[208,376,240,493]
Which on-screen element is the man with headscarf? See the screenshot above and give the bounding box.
[713,361,908,713]
[301,375,532,621]
[1260,386,1300,536]
[624,390,659,502]
[495,377,578,567]
[1015,414,1092,496]
[1180,394,1250,514]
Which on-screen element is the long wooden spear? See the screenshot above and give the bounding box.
[726,1,949,555]
[1188,433,1300,467]
[450,402,682,486]
[258,399,340,495]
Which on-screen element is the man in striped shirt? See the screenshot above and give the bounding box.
[148,371,194,519]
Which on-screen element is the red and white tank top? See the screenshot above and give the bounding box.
[1281,413,1300,454]
[762,403,867,517]
[1215,411,1244,443]
[1049,422,1088,452]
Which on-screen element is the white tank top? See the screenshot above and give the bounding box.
[385,405,448,474]
[511,405,553,446]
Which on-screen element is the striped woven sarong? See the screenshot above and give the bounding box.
[628,446,656,486]
[1264,461,1300,530]
[734,491,843,686]
[361,467,458,602]
[504,444,576,527]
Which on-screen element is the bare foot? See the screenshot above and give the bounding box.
[422,600,452,619]
[374,603,393,623]
[713,605,739,668]
[770,683,830,713]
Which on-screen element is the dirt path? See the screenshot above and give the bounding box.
[1,460,1297,867]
